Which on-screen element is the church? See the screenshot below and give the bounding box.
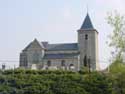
[19,13,99,71]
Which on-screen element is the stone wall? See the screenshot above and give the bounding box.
[78,29,99,71]
[42,57,80,71]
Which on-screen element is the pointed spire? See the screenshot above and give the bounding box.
[80,13,94,30]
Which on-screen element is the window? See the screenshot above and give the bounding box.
[85,34,88,40]
[47,60,51,67]
[61,60,65,66]
[33,52,39,63]
[69,64,75,70]
[84,55,87,67]
[24,57,28,66]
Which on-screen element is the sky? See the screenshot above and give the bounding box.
[0,0,125,69]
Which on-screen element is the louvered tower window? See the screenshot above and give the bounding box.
[85,34,88,40]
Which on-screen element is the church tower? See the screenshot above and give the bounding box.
[77,13,99,71]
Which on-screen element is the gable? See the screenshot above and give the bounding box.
[23,39,44,51]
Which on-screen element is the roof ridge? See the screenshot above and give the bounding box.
[48,42,77,45]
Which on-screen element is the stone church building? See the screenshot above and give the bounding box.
[19,13,99,71]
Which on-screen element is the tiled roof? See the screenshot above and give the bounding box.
[44,53,79,59]
[45,43,78,51]
[80,13,94,30]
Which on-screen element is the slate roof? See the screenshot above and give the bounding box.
[23,39,78,52]
[44,53,79,59]
[44,43,78,51]
[80,13,94,30]
[23,40,78,52]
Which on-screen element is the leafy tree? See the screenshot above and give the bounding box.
[109,61,125,74]
[83,72,112,94]
[0,69,119,94]
[107,11,125,62]
[109,72,125,94]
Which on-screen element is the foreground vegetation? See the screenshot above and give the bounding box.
[0,68,125,94]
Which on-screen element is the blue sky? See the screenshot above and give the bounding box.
[0,0,124,69]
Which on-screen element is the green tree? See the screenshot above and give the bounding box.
[83,72,112,94]
[107,11,125,62]
[109,72,125,94]
[0,69,116,94]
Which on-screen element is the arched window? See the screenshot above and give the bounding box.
[69,64,75,70]
[84,55,87,67]
[47,60,51,67]
[85,34,88,40]
[24,57,28,66]
[61,60,65,66]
